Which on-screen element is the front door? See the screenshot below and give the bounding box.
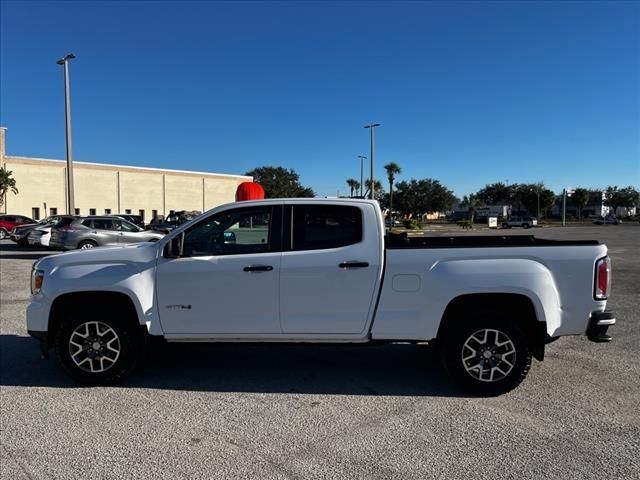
[156,205,282,335]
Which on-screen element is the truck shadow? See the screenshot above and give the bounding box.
[0,335,465,397]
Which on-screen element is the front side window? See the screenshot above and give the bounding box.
[182,206,272,257]
[292,205,362,251]
[115,219,139,232]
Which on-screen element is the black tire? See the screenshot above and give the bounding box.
[501,223,510,229]
[0,229,7,240]
[78,240,98,249]
[440,315,532,396]
[523,223,530,229]
[17,238,29,247]
[54,311,140,385]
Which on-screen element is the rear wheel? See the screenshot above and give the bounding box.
[440,316,532,396]
[523,223,530,229]
[54,313,140,385]
[0,229,7,240]
[501,223,510,229]
[78,240,98,249]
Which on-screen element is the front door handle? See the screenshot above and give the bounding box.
[243,265,274,272]
[339,262,369,269]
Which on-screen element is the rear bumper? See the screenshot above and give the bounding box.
[587,311,616,342]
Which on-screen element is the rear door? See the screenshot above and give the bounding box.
[279,203,383,335]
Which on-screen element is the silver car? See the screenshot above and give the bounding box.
[50,216,164,250]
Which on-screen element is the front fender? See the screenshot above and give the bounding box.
[34,260,161,334]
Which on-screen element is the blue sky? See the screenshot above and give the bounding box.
[1,0,639,197]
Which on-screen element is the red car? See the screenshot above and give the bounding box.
[0,214,36,240]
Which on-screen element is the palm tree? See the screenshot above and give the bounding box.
[384,162,402,220]
[363,179,384,200]
[346,179,360,198]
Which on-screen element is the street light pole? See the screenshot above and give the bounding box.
[357,155,367,198]
[363,123,380,200]
[57,53,76,214]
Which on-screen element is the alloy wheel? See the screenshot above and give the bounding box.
[68,321,121,373]
[461,328,516,382]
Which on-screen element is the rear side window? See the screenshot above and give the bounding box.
[292,205,362,251]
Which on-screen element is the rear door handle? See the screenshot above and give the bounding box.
[339,262,369,269]
[243,265,274,272]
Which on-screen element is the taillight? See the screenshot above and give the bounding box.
[594,256,611,300]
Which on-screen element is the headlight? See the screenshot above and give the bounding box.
[31,268,44,295]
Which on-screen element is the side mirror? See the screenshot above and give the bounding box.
[223,231,236,244]
[164,232,184,258]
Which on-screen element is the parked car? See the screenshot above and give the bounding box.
[501,217,538,229]
[0,214,36,240]
[592,217,622,225]
[146,210,201,234]
[49,216,164,250]
[27,199,615,396]
[110,214,144,228]
[27,216,78,247]
[10,215,70,246]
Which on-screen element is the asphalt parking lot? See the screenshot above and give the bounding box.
[1,225,638,480]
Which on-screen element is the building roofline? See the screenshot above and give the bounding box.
[3,154,253,180]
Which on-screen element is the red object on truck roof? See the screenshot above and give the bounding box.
[235,182,265,201]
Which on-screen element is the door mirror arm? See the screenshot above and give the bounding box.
[164,232,184,258]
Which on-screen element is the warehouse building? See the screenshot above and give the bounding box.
[0,128,252,222]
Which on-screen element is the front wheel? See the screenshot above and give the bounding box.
[54,315,140,385]
[0,229,7,240]
[440,317,532,396]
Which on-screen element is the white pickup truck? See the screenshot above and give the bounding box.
[27,199,615,395]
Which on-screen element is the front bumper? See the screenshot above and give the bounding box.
[587,311,616,342]
[28,330,50,358]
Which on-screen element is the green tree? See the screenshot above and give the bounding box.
[245,166,314,198]
[513,183,555,218]
[474,182,513,205]
[604,186,640,214]
[460,193,484,222]
[383,162,401,219]
[0,167,18,208]
[394,178,457,218]
[570,187,592,220]
[345,178,360,198]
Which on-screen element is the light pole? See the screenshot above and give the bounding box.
[57,53,76,214]
[364,123,380,199]
[357,155,367,198]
